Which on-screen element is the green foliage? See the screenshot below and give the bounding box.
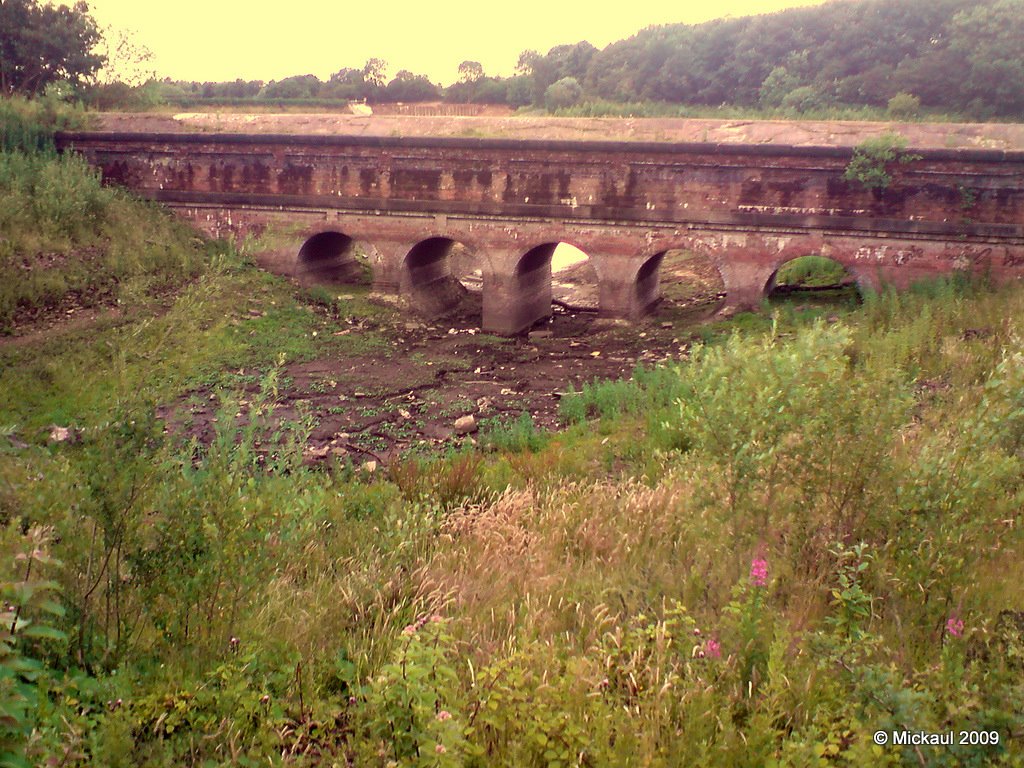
[481,413,547,454]
[887,91,922,119]
[844,132,922,192]
[825,542,875,642]
[0,0,104,96]
[0,122,204,330]
[0,95,89,153]
[542,77,582,112]
[773,255,850,288]
[357,617,466,765]
[0,526,65,768]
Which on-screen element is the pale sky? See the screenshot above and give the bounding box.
[84,0,829,86]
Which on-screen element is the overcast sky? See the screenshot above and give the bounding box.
[84,0,829,85]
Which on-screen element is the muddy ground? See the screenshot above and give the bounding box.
[155,255,730,467]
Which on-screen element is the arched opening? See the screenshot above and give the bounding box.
[651,249,726,321]
[766,255,861,306]
[501,241,598,334]
[402,237,480,320]
[550,243,599,313]
[297,231,371,285]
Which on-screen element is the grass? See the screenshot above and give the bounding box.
[773,254,850,288]
[5,261,1024,764]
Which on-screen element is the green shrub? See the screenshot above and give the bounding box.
[481,412,547,453]
[886,92,921,119]
[844,132,921,192]
[773,255,849,288]
[0,95,89,154]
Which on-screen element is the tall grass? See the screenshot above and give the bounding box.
[0,95,90,153]
[0,96,204,331]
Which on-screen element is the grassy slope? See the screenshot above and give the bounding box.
[2,101,1023,766]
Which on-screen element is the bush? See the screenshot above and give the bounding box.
[843,132,921,192]
[543,77,582,111]
[887,92,921,119]
[773,255,850,288]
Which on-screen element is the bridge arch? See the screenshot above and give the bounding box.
[401,236,481,318]
[519,239,600,317]
[638,240,728,317]
[296,230,372,285]
[764,253,861,301]
[480,240,600,334]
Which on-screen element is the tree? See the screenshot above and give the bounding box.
[94,24,153,87]
[259,74,321,100]
[457,60,484,83]
[361,58,388,88]
[0,0,105,96]
[543,76,582,111]
[948,0,1024,115]
[886,92,921,119]
[384,70,440,102]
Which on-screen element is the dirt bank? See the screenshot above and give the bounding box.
[94,112,1024,150]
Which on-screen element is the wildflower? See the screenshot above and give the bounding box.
[402,624,417,636]
[435,744,447,754]
[705,638,722,659]
[436,710,452,721]
[750,557,769,587]
[946,615,965,638]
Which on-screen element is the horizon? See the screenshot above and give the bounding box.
[84,0,830,86]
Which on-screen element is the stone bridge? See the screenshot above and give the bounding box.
[56,130,1024,334]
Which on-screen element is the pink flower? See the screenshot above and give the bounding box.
[750,557,768,587]
[435,744,447,754]
[946,615,965,638]
[705,638,722,659]
[436,710,452,721]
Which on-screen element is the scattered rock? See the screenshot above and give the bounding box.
[303,444,330,460]
[48,425,79,444]
[661,322,673,329]
[454,415,478,435]
[363,460,378,473]
[529,329,553,340]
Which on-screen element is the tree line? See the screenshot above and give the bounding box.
[3,0,1024,118]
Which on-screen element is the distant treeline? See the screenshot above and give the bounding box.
[89,0,1023,118]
